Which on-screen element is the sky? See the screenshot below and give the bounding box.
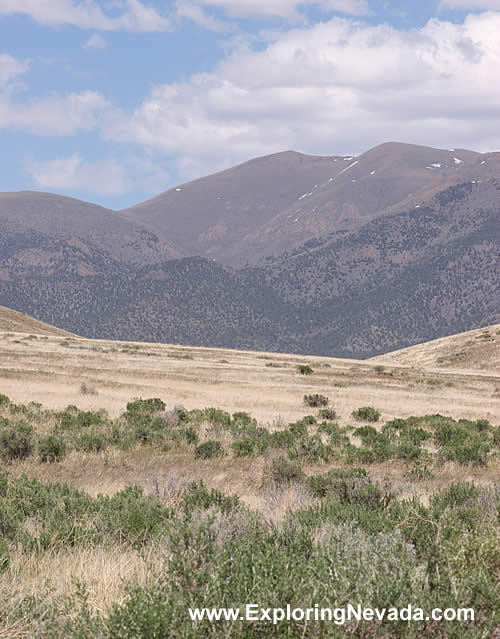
[0,0,499,209]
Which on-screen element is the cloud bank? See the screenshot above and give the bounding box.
[0,0,170,31]
[105,11,500,177]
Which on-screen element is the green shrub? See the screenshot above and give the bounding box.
[296,364,313,375]
[434,420,491,466]
[351,406,381,422]
[303,394,328,407]
[126,398,165,416]
[194,440,225,459]
[288,435,333,463]
[407,462,435,481]
[76,430,109,453]
[288,419,309,437]
[440,442,490,466]
[268,456,304,484]
[181,481,240,515]
[270,429,296,449]
[474,418,491,431]
[318,407,336,420]
[178,426,198,445]
[38,434,67,463]
[354,425,379,444]
[0,421,34,460]
[0,393,10,407]
[396,441,422,462]
[232,412,255,426]
[203,407,231,426]
[307,467,390,510]
[231,439,257,457]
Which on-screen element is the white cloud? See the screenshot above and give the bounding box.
[440,0,500,9]
[0,53,29,88]
[0,0,170,32]
[26,153,130,195]
[0,90,111,135]
[191,0,370,19]
[175,0,232,31]
[105,12,500,178]
[83,33,108,48]
[25,152,170,196]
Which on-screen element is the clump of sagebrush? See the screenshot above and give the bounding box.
[263,456,305,486]
[0,421,34,461]
[1,395,498,475]
[296,364,313,375]
[318,407,336,420]
[0,393,10,407]
[303,394,328,407]
[194,439,225,459]
[1,462,499,638]
[38,434,66,463]
[351,406,381,422]
[59,480,500,638]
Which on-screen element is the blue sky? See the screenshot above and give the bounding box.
[0,0,499,209]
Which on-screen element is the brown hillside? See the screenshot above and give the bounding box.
[0,191,179,265]
[0,305,72,337]
[372,323,500,372]
[123,142,499,265]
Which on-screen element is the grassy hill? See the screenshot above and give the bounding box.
[372,323,500,371]
[0,305,72,336]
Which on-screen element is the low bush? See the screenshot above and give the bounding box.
[0,538,10,573]
[307,467,391,510]
[288,435,333,463]
[204,407,231,426]
[270,429,296,449]
[351,406,381,422]
[76,430,109,453]
[125,398,166,417]
[0,421,34,460]
[296,364,313,375]
[268,456,304,484]
[38,434,67,463]
[304,394,328,407]
[232,438,257,457]
[0,393,10,407]
[194,440,225,459]
[318,407,336,420]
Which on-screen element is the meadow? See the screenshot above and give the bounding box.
[0,326,498,638]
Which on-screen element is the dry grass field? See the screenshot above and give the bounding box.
[1,322,499,494]
[0,311,499,637]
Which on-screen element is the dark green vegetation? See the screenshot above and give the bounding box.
[0,395,498,470]
[1,394,499,637]
[1,470,499,637]
[1,176,499,357]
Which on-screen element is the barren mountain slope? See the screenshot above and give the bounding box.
[123,142,498,265]
[122,150,345,264]
[0,191,179,265]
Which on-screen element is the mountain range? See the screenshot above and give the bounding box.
[0,141,498,357]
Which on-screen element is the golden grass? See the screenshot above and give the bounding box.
[1,325,499,627]
[1,546,157,615]
[372,322,500,372]
[2,325,499,498]
[0,306,71,337]
[1,331,498,427]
